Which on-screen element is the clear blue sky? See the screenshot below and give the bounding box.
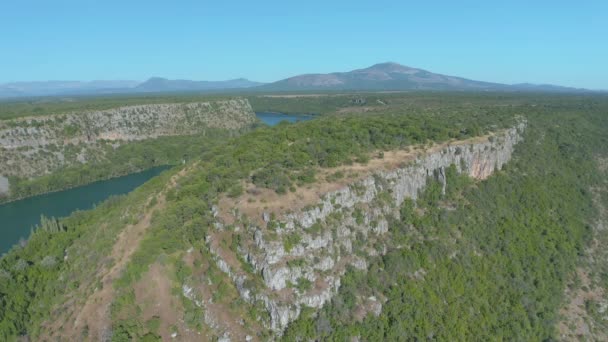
[1,0,606,89]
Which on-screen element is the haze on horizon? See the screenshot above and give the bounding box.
[1,0,607,90]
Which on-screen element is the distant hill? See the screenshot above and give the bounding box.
[258,62,594,93]
[0,80,139,98]
[510,83,591,92]
[134,77,263,92]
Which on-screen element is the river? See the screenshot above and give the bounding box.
[256,112,314,126]
[0,166,169,254]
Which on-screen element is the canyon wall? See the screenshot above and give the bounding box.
[202,121,526,336]
[0,99,256,197]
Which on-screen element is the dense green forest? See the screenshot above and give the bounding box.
[0,93,607,340]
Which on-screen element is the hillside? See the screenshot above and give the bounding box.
[0,94,607,341]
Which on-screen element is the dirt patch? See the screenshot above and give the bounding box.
[134,262,205,341]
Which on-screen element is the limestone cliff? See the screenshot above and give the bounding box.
[0,99,256,197]
[202,121,526,336]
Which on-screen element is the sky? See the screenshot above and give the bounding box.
[1,1,607,89]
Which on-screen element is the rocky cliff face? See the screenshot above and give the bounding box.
[203,121,526,335]
[0,99,256,196]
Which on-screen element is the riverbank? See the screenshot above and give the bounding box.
[0,112,313,204]
[0,165,170,254]
[0,163,176,205]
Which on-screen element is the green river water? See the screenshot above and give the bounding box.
[0,166,168,254]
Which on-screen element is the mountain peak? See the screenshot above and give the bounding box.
[261,62,494,91]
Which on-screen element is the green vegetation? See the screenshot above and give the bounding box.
[0,92,607,340]
[247,94,383,115]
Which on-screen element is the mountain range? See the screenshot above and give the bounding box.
[133,77,264,92]
[0,78,262,98]
[0,62,597,98]
[258,62,593,93]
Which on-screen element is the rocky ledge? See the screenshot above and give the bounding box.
[204,121,526,335]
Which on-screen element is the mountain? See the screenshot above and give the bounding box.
[134,77,263,92]
[510,83,591,93]
[259,62,593,92]
[258,62,499,91]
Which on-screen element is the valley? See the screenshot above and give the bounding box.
[2,2,606,340]
[0,108,311,254]
[0,92,606,341]
[0,166,169,254]
[0,98,256,202]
